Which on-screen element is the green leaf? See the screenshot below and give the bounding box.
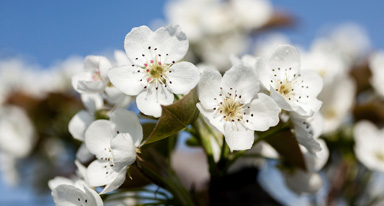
[143,89,199,145]
[265,130,307,171]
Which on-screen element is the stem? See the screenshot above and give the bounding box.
[135,160,195,206]
[191,116,217,177]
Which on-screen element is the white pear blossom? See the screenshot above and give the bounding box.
[52,181,103,206]
[197,63,280,151]
[257,44,323,117]
[369,51,384,97]
[318,75,355,134]
[282,139,329,195]
[354,120,384,173]
[85,108,142,194]
[108,24,200,117]
[313,23,370,66]
[229,0,272,30]
[72,55,112,94]
[301,47,348,85]
[290,112,323,154]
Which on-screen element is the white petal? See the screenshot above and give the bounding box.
[52,184,102,206]
[75,160,88,180]
[84,56,113,81]
[85,120,115,158]
[100,167,127,194]
[52,185,87,205]
[81,93,104,113]
[243,93,280,131]
[196,103,224,134]
[84,185,104,205]
[110,108,143,147]
[224,122,254,152]
[77,80,106,94]
[48,176,74,190]
[104,86,133,108]
[124,26,154,66]
[197,67,222,109]
[76,143,95,163]
[282,170,322,195]
[150,24,189,64]
[268,44,300,75]
[167,62,200,94]
[291,70,323,116]
[269,86,293,111]
[291,113,322,154]
[108,66,146,95]
[124,25,188,66]
[69,110,94,141]
[114,50,131,66]
[111,133,136,170]
[136,84,174,118]
[222,62,259,104]
[86,160,121,188]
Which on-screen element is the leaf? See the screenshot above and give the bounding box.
[265,130,307,171]
[144,89,199,145]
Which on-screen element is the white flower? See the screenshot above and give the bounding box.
[72,55,112,94]
[354,120,384,173]
[282,139,329,195]
[301,47,348,85]
[108,24,200,117]
[369,51,384,97]
[84,108,142,194]
[290,112,323,154]
[257,44,323,117]
[229,0,272,30]
[0,105,35,158]
[197,63,280,151]
[52,182,103,206]
[319,75,355,134]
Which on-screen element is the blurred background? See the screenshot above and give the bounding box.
[1,0,384,205]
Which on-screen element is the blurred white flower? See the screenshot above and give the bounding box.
[354,120,384,173]
[0,105,35,158]
[229,0,272,30]
[282,139,329,195]
[197,63,280,151]
[257,44,323,117]
[369,51,384,97]
[197,31,250,72]
[85,108,142,194]
[108,24,200,117]
[319,75,355,134]
[52,181,104,206]
[253,33,291,58]
[313,23,370,66]
[72,55,113,94]
[301,47,348,85]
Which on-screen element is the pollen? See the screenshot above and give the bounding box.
[216,90,244,122]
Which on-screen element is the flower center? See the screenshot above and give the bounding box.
[92,71,102,81]
[376,151,384,162]
[144,59,169,84]
[276,80,294,97]
[215,89,244,122]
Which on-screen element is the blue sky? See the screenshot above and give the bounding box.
[1,0,383,67]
